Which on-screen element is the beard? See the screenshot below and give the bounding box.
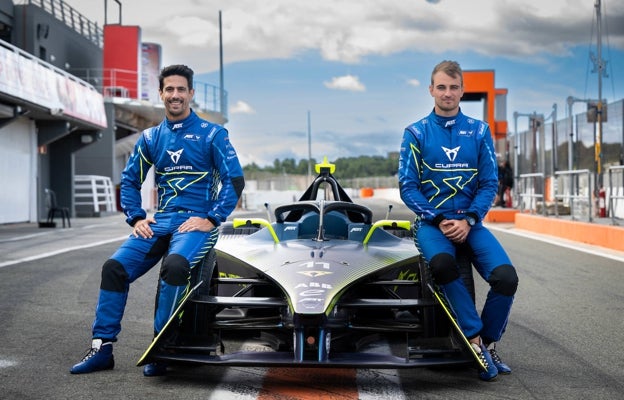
[436,98,459,114]
[166,100,188,118]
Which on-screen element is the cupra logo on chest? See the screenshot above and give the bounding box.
[442,146,460,162]
[167,149,184,164]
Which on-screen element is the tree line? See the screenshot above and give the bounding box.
[243,155,399,180]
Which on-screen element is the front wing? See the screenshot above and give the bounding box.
[138,246,474,369]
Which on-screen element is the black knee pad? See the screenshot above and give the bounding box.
[429,253,460,285]
[101,259,128,292]
[161,254,191,286]
[488,264,518,296]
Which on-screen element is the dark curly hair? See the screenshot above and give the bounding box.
[159,64,194,91]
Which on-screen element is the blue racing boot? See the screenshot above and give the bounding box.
[488,342,512,374]
[471,342,498,381]
[70,339,114,374]
[143,362,168,377]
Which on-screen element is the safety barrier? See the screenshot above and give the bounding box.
[553,169,593,222]
[74,175,116,216]
[607,165,624,225]
[517,173,545,215]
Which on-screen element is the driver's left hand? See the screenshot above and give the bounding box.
[178,216,215,233]
[439,219,470,243]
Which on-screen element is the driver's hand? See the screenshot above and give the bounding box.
[178,216,215,233]
[132,217,156,238]
[439,219,470,244]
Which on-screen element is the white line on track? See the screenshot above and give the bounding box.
[207,367,267,400]
[0,359,18,368]
[0,236,128,269]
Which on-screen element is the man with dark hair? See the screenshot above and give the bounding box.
[398,60,518,381]
[70,64,245,376]
[497,159,514,207]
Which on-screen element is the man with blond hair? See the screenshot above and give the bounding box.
[398,60,518,381]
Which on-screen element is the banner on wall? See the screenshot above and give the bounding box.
[0,42,107,128]
[141,43,161,104]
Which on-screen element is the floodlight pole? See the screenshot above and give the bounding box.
[591,0,607,189]
[104,0,122,25]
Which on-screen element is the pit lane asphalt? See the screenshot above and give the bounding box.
[1,203,623,399]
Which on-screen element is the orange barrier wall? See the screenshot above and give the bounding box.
[515,213,624,252]
[484,208,518,223]
[360,188,374,198]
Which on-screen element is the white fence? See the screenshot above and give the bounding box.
[74,175,116,216]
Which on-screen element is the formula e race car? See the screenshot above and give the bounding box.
[138,159,481,371]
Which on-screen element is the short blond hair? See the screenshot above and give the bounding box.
[431,60,463,86]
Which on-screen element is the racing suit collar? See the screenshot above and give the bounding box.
[165,109,198,130]
[431,108,464,129]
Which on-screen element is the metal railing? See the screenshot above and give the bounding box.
[517,173,545,215]
[70,68,227,118]
[74,175,116,215]
[607,165,624,225]
[553,169,593,222]
[28,1,226,117]
[27,0,103,47]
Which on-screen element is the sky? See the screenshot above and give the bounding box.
[63,0,624,167]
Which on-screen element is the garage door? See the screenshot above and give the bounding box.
[0,118,36,223]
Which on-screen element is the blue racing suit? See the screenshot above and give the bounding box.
[398,109,518,343]
[92,109,244,341]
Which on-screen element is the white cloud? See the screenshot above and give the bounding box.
[64,0,624,167]
[163,16,215,47]
[229,100,255,114]
[70,0,624,73]
[323,75,366,92]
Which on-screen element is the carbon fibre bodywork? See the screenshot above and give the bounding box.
[138,161,475,369]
